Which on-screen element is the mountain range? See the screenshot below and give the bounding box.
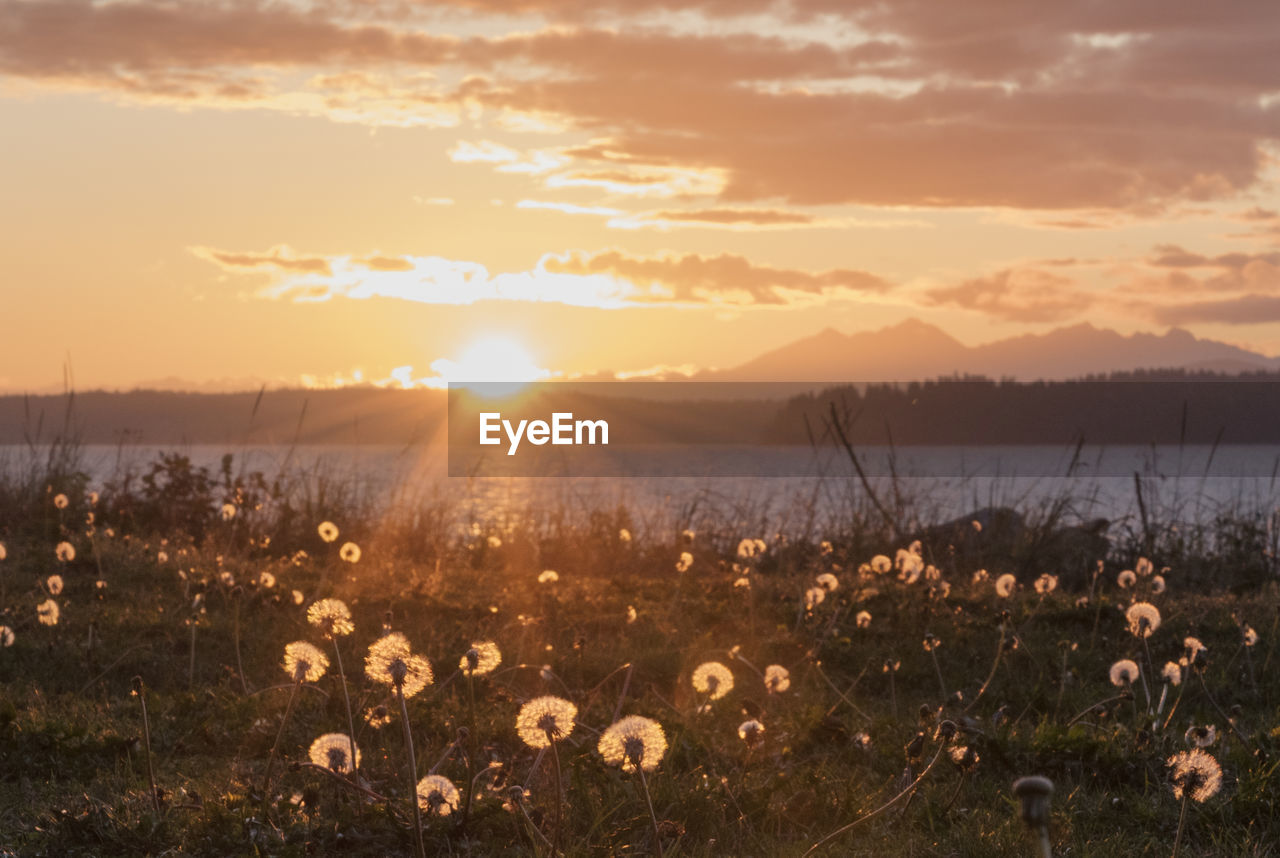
[706,319,1280,381]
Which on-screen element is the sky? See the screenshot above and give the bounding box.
[2,0,1280,392]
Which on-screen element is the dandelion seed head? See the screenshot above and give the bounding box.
[317,521,339,543]
[1126,602,1161,638]
[815,572,839,592]
[1109,658,1140,686]
[995,573,1017,597]
[55,542,75,563]
[764,664,791,693]
[220,503,236,521]
[0,542,6,561]
[1162,661,1182,686]
[37,599,60,626]
[820,540,833,556]
[972,568,989,584]
[1184,636,1207,663]
[896,548,924,581]
[804,586,826,610]
[1167,749,1222,802]
[53,493,69,510]
[1136,557,1153,577]
[1034,574,1058,594]
[691,661,734,700]
[1151,575,1166,594]
[538,569,559,584]
[308,733,359,774]
[292,589,304,605]
[676,551,693,573]
[365,632,432,697]
[516,696,577,748]
[338,542,361,563]
[598,715,667,772]
[1117,569,1136,588]
[258,571,276,589]
[949,745,979,770]
[1185,724,1216,748]
[417,775,461,816]
[869,554,892,575]
[856,610,872,629]
[0,625,14,646]
[1243,625,1258,647]
[307,598,355,638]
[365,705,391,729]
[626,605,638,624]
[853,731,871,750]
[733,576,751,589]
[737,719,765,749]
[460,640,502,676]
[283,640,330,683]
[46,575,64,595]
[618,528,632,543]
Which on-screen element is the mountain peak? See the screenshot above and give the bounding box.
[882,317,949,336]
[721,321,1280,381]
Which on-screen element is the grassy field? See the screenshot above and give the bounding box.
[0,446,1278,856]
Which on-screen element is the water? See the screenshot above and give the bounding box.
[5,443,1278,531]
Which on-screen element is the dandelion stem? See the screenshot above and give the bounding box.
[188,620,197,689]
[611,663,635,723]
[331,637,358,781]
[134,677,161,815]
[1162,681,1188,731]
[803,736,950,856]
[396,685,428,858]
[547,732,564,857]
[298,762,386,802]
[261,678,301,808]
[965,623,1006,713]
[942,771,966,814]
[636,762,664,858]
[813,661,870,721]
[1139,635,1156,710]
[929,648,948,701]
[513,787,554,851]
[1195,672,1249,743]
[232,598,249,696]
[1066,692,1131,728]
[459,763,503,834]
[1171,789,1191,858]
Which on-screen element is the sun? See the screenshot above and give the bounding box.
[429,335,551,393]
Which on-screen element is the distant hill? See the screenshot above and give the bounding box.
[709,319,1280,381]
[0,389,447,447]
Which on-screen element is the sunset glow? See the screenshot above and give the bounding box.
[3,2,1280,392]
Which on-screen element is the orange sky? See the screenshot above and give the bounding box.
[2,1,1280,391]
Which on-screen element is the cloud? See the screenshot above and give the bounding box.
[356,255,416,272]
[1148,245,1280,270]
[190,245,331,274]
[925,268,1091,323]
[636,208,816,226]
[1136,246,1280,295]
[6,1,1280,209]
[193,245,893,308]
[1154,294,1280,326]
[516,199,624,216]
[542,249,892,303]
